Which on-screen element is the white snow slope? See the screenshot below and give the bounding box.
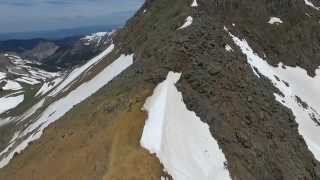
[228,30,320,161]
[15,77,40,85]
[0,93,24,114]
[0,52,133,168]
[2,80,22,91]
[0,72,6,80]
[50,44,115,96]
[140,72,231,180]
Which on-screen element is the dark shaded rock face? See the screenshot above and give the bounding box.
[112,0,320,179]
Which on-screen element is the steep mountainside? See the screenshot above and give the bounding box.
[0,0,320,180]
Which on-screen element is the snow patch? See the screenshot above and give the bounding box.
[0,117,13,127]
[140,72,231,180]
[0,72,6,80]
[28,69,59,80]
[0,53,133,168]
[225,44,233,52]
[304,0,320,10]
[268,17,283,25]
[2,80,22,91]
[229,31,320,161]
[191,0,198,7]
[0,93,24,114]
[16,77,40,85]
[178,16,193,30]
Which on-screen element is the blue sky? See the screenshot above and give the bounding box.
[0,0,144,33]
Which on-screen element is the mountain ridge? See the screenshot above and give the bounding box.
[0,0,320,179]
[0,25,119,41]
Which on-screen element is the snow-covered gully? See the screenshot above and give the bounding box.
[140,72,231,180]
[178,16,193,30]
[0,49,134,168]
[227,30,320,161]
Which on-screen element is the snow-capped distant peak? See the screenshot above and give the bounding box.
[178,16,193,30]
[82,31,114,46]
[268,17,283,25]
[82,32,108,41]
[191,0,198,7]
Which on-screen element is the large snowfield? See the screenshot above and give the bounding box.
[0,46,133,168]
[228,30,320,161]
[140,72,231,180]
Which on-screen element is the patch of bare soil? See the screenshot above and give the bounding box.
[0,85,162,180]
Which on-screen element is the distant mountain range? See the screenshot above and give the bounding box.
[0,24,119,41]
[0,31,114,71]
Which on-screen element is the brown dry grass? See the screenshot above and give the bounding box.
[0,86,162,180]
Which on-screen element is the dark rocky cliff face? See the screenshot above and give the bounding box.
[114,0,320,179]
